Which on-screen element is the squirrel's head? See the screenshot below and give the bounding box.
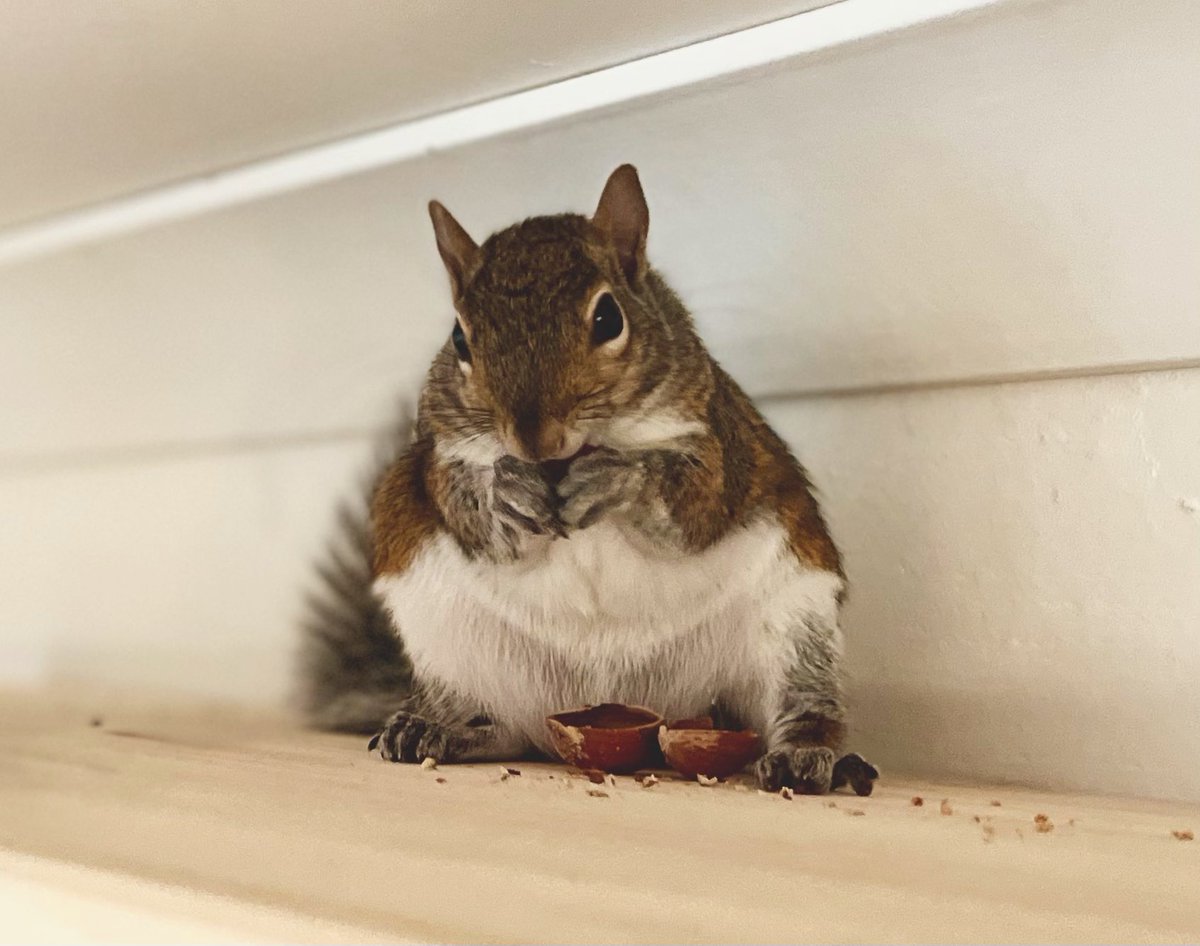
[426,164,704,464]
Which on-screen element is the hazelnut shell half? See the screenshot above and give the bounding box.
[546,703,664,774]
[658,720,761,779]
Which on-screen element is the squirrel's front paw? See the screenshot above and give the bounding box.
[369,710,468,764]
[558,449,643,530]
[492,456,566,539]
[754,745,836,794]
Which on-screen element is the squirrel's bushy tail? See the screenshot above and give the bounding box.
[296,414,413,733]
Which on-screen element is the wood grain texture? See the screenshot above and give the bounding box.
[1,687,1197,944]
[0,849,398,944]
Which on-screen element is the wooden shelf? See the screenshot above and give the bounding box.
[1,686,1197,943]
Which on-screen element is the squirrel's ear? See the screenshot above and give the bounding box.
[428,200,480,302]
[592,164,648,285]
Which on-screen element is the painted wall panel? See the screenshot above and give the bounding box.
[3,0,1197,465]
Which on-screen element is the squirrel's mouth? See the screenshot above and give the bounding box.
[540,443,598,485]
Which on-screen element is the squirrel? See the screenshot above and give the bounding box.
[300,165,876,795]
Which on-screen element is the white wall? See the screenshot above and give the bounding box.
[0,0,831,227]
[3,0,1199,800]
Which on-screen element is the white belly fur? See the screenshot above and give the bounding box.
[374,518,843,754]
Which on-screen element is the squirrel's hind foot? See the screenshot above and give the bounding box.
[754,745,836,794]
[753,747,879,796]
[369,709,472,764]
[830,752,879,797]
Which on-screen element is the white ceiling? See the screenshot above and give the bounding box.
[0,0,830,229]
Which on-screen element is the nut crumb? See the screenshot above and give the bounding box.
[639,774,659,788]
[585,768,607,784]
[420,757,438,770]
[1034,813,1054,833]
[910,796,924,807]
[1172,829,1194,841]
[847,809,866,817]
[504,766,521,777]
[940,799,953,816]
[779,786,794,800]
[972,815,981,823]
[826,801,838,809]
[586,789,609,798]
[697,774,719,787]
[607,773,617,787]
[990,800,1002,807]
[435,777,447,784]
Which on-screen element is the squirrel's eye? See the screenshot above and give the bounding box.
[451,322,471,363]
[590,292,624,346]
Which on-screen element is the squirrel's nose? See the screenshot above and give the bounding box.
[507,411,569,462]
[534,423,566,461]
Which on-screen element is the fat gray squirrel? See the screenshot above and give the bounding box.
[300,165,876,794]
